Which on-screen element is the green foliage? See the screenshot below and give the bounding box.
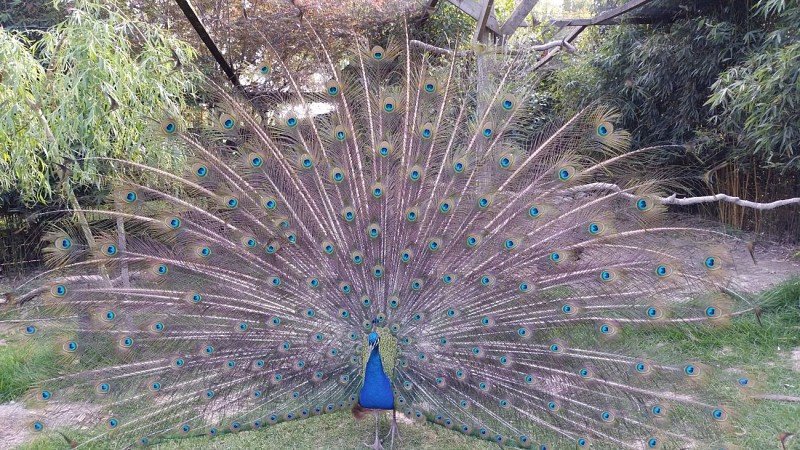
[708,1,800,170]
[548,0,800,175]
[0,0,199,205]
[550,12,748,151]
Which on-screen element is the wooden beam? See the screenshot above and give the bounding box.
[589,0,655,24]
[473,0,496,43]
[546,15,672,26]
[499,0,539,36]
[448,0,501,35]
[174,0,241,88]
[533,0,657,71]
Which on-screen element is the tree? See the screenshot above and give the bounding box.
[0,0,199,205]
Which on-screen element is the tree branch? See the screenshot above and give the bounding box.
[570,183,800,210]
[409,39,575,57]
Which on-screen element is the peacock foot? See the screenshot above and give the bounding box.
[364,414,385,450]
[383,410,401,450]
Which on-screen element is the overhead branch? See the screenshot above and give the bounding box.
[409,39,575,57]
[533,0,657,71]
[174,0,241,88]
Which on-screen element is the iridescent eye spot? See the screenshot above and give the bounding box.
[549,252,561,262]
[443,274,453,284]
[712,409,727,421]
[528,206,541,217]
[168,217,181,229]
[588,222,603,234]
[499,156,512,168]
[250,156,263,167]
[65,341,78,352]
[705,306,719,317]
[519,282,530,292]
[265,199,277,209]
[104,311,115,321]
[655,264,672,277]
[224,118,234,129]
[518,327,528,336]
[421,128,432,138]
[104,245,117,256]
[58,238,72,250]
[226,197,238,208]
[25,325,36,335]
[287,117,298,127]
[328,86,338,95]
[174,358,184,367]
[646,307,662,319]
[124,191,137,202]
[483,127,493,137]
[260,65,270,75]
[684,365,699,376]
[502,99,513,110]
[195,165,208,177]
[454,161,464,173]
[600,270,614,281]
[651,405,663,416]
[302,158,313,168]
[164,122,176,134]
[597,124,609,136]
[558,168,572,180]
[647,438,658,448]
[384,102,394,112]
[425,83,435,92]
[636,198,650,211]
[705,256,720,270]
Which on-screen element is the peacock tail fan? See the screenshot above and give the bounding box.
[3,34,756,449]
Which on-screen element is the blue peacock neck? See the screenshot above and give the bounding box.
[358,332,395,410]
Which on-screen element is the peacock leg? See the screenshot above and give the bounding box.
[364,413,385,450]
[383,409,400,450]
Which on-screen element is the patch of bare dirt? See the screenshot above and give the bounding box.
[0,401,102,449]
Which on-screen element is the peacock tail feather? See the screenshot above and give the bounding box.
[4,35,755,449]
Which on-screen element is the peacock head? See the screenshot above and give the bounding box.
[368,332,380,346]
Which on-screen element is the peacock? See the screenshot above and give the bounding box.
[3,35,759,450]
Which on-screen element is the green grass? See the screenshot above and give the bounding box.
[17,411,499,450]
[5,279,800,449]
[0,336,59,403]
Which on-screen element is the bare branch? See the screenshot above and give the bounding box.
[570,183,800,210]
[409,39,575,57]
[753,394,800,402]
[409,40,473,57]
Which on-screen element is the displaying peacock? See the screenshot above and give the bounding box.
[3,35,759,450]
